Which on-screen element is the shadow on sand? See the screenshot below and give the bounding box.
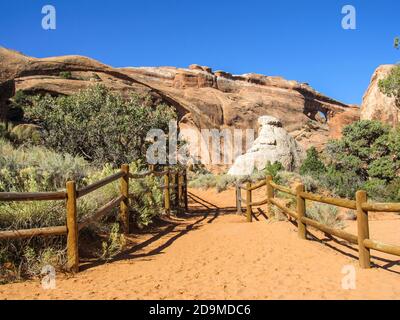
[80,192,237,272]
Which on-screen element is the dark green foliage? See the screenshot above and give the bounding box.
[303,120,400,201]
[7,90,29,122]
[367,156,397,181]
[379,64,400,108]
[24,85,176,166]
[264,161,283,181]
[300,147,325,176]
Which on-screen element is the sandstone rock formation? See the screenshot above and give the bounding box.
[228,116,303,176]
[0,47,359,169]
[361,65,398,126]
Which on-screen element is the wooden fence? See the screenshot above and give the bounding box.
[0,165,188,272]
[237,175,400,269]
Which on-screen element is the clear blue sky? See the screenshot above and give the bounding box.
[0,0,399,105]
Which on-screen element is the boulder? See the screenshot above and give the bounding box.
[228,116,303,176]
[361,65,398,126]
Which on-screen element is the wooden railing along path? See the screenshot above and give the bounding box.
[237,176,400,269]
[0,165,188,272]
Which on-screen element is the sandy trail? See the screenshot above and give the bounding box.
[1,188,399,300]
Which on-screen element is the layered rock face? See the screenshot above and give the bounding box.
[228,116,303,176]
[0,48,359,169]
[361,65,398,126]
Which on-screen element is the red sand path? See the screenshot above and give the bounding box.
[0,188,399,300]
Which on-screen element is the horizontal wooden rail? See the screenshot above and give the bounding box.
[78,195,124,231]
[270,182,296,196]
[77,172,124,198]
[363,239,400,257]
[0,226,67,240]
[151,170,169,177]
[301,216,358,244]
[362,202,400,212]
[300,191,356,210]
[129,171,153,179]
[247,180,266,191]
[0,164,186,274]
[0,191,66,202]
[270,198,298,220]
[250,198,269,207]
[242,174,400,269]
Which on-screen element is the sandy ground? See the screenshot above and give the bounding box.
[0,187,399,300]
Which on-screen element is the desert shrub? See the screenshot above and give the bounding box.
[300,174,319,193]
[7,90,28,122]
[379,64,400,108]
[0,122,9,139]
[101,223,126,260]
[276,171,300,186]
[302,120,400,201]
[10,124,41,145]
[129,173,163,227]
[268,205,288,222]
[59,71,73,79]
[0,138,90,192]
[0,142,166,282]
[363,177,400,202]
[367,156,397,181]
[319,167,363,199]
[188,173,217,190]
[306,203,344,229]
[300,147,325,176]
[215,174,237,192]
[188,167,272,192]
[264,161,283,182]
[24,85,176,166]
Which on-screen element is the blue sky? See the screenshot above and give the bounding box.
[0,0,399,105]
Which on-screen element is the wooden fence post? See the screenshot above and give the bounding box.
[236,183,242,214]
[246,182,252,223]
[356,190,371,269]
[266,175,274,217]
[174,171,179,210]
[164,168,171,216]
[120,164,130,235]
[66,181,79,273]
[171,173,176,212]
[183,169,188,211]
[296,183,307,240]
[178,172,184,214]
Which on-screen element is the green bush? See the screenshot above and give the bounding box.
[0,141,166,283]
[7,90,28,122]
[300,147,325,176]
[25,85,176,166]
[303,120,400,201]
[10,124,41,144]
[264,161,283,181]
[379,64,400,108]
[306,203,344,229]
[0,138,90,192]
